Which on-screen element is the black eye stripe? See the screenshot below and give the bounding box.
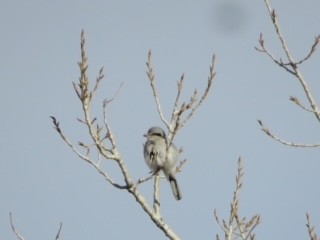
[151,133,163,137]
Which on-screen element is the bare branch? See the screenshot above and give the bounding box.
[55,222,63,240]
[10,212,25,240]
[288,35,320,66]
[257,0,320,149]
[259,0,320,123]
[146,51,216,145]
[10,212,63,240]
[78,141,92,156]
[178,54,216,130]
[102,81,124,151]
[214,158,260,240]
[306,213,319,240]
[262,3,294,64]
[238,214,261,240]
[214,209,232,236]
[50,116,62,134]
[51,31,185,240]
[75,32,118,161]
[145,51,216,211]
[153,174,161,217]
[104,82,124,104]
[255,33,296,75]
[258,120,320,147]
[93,67,105,93]
[77,30,91,105]
[146,50,170,129]
[171,74,185,124]
[50,116,127,189]
[289,96,314,113]
[136,174,155,185]
[229,157,243,227]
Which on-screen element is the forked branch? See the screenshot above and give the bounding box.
[146,50,216,145]
[256,0,320,146]
[214,158,260,240]
[50,30,216,240]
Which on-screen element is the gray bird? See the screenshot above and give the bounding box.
[143,126,182,200]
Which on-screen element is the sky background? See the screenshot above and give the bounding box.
[1,0,320,239]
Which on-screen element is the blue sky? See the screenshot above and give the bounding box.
[1,0,320,239]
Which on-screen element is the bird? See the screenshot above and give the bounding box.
[143,126,182,200]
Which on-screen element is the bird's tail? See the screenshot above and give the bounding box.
[169,175,182,200]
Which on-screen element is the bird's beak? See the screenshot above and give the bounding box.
[143,133,147,137]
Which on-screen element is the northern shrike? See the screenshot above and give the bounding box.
[143,126,182,200]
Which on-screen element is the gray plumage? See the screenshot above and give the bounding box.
[143,126,182,200]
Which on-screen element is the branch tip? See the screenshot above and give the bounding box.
[55,222,63,240]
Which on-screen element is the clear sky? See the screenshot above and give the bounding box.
[1,0,320,239]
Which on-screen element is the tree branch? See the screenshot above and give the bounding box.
[214,158,260,240]
[306,213,320,240]
[256,0,320,146]
[257,120,320,147]
[289,96,314,113]
[10,213,25,240]
[51,31,194,239]
[153,174,161,217]
[146,50,170,129]
[262,0,320,122]
[146,51,216,147]
[55,222,63,240]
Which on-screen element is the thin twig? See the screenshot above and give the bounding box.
[146,51,216,145]
[255,33,296,75]
[93,67,105,93]
[171,74,185,124]
[245,215,261,240]
[258,120,320,147]
[214,158,260,240]
[289,96,314,113]
[306,213,319,240]
[256,0,320,147]
[262,0,320,122]
[102,87,123,154]
[55,222,63,240]
[146,50,170,129]
[52,31,196,240]
[179,54,216,129]
[286,35,320,66]
[136,174,155,185]
[214,210,228,233]
[50,116,126,188]
[10,212,25,240]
